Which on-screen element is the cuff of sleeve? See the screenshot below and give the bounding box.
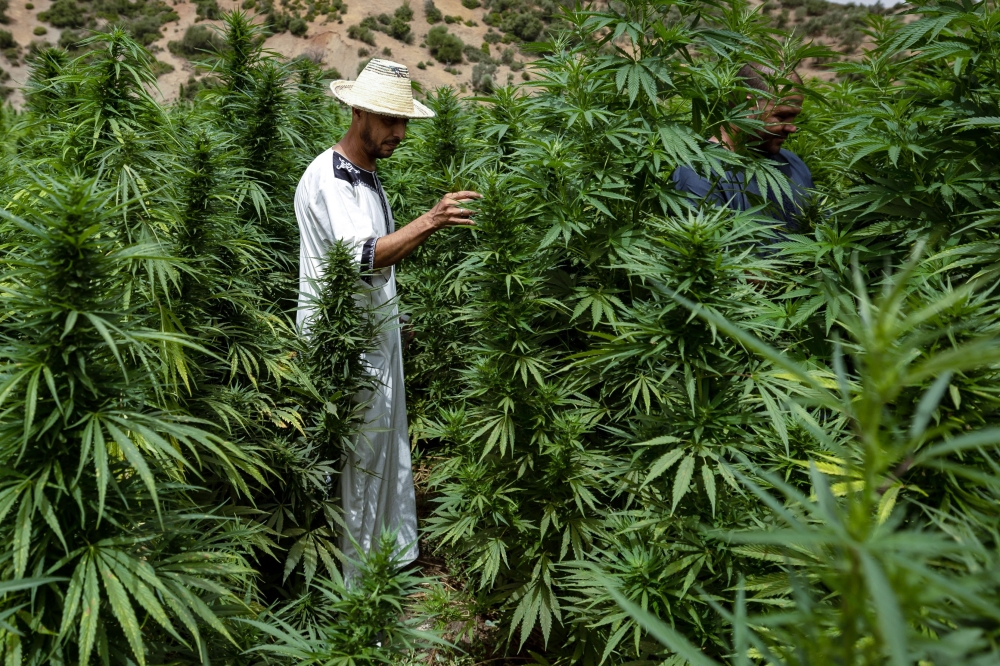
[360,237,377,285]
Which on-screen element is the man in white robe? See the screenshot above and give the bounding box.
[294,59,480,569]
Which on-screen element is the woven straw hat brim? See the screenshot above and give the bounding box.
[330,80,435,119]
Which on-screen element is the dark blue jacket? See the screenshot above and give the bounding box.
[672,149,813,229]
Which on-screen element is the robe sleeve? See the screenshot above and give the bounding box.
[307,178,379,276]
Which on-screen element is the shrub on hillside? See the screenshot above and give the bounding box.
[168,23,225,58]
[91,0,176,20]
[289,17,308,35]
[38,0,86,28]
[802,15,826,36]
[363,6,416,43]
[0,0,9,24]
[426,25,463,63]
[472,61,496,92]
[177,73,221,100]
[347,23,376,45]
[536,0,563,19]
[840,27,863,52]
[195,0,221,19]
[267,10,291,32]
[805,0,826,15]
[119,14,167,45]
[463,43,493,63]
[151,58,174,76]
[0,29,12,49]
[388,16,413,42]
[462,0,481,7]
[501,10,543,41]
[424,0,442,23]
[395,1,413,21]
[485,0,520,10]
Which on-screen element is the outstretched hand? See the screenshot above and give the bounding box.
[425,191,482,229]
[371,191,483,269]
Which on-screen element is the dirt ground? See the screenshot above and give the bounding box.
[2,0,870,109]
[4,0,63,108]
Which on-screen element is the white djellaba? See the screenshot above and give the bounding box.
[294,59,435,578]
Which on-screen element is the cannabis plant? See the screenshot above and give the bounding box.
[0,174,259,664]
[394,0,1000,661]
[246,532,444,665]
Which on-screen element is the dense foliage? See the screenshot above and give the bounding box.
[1,0,999,665]
[385,0,1000,662]
[0,14,438,664]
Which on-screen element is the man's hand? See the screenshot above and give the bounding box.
[372,191,482,269]
[423,191,482,230]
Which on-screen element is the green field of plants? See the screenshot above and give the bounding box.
[1,0,1000,664]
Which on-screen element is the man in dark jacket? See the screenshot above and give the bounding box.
[673,63,812,229]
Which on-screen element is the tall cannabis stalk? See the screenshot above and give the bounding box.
[610,246,1000,665]
[0,175,258,664]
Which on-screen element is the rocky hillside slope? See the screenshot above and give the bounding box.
[0,0,896,107]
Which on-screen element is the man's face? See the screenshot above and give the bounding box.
[753,93,803,156]
[357,109,408,159]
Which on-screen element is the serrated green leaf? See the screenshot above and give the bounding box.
[642,447,686,488]
[702,463,716,517]
[13,492,33,579]
[671,453,696,513]
[99,558,145,665]
[79,557,100,666]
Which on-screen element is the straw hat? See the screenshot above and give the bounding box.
[329,59,435,119]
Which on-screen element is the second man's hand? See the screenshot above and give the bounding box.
[372,191,482,269]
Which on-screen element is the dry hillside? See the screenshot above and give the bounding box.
[152,0,537,104]
[0,0,894,107]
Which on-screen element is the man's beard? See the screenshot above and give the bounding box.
[361,121,397,159]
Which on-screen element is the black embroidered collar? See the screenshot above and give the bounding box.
[332,150,378,192]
